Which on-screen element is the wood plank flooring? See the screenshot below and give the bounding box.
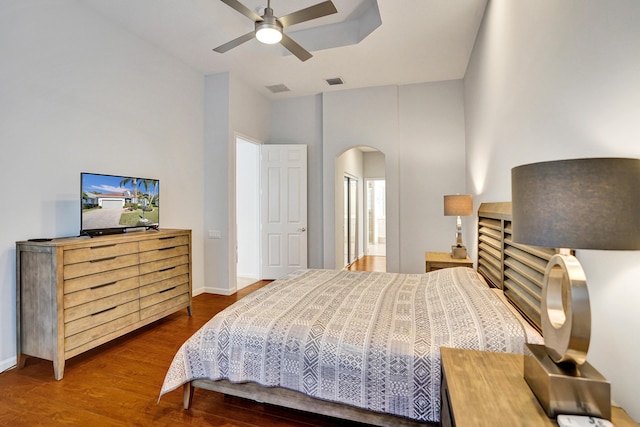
[347,255,386,272]
[0,256,386,426]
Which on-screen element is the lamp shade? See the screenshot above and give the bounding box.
[511,158,640,250]
[444,194,473,216]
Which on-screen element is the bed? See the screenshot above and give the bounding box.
[159,203,547,426]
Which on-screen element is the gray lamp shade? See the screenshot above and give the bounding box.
[511,158,640,250]
[444,194,473,216]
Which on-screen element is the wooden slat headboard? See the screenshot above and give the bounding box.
[477,202,558,334]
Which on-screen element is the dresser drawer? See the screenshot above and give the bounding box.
[140,274,189,298]
[139,244,189,264]
[139,254,189,275]
[64,265,140,294]
[64,289,140,330]
[65,306,140,352]
[64,276,139,308]
[140,290,190,320]
[140,282,189,308]
[64,242,139,265]
[64,253,139,280]
[139,263,189,286]
[139,234,189,251]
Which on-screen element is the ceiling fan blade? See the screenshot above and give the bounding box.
[213,31,255,53]
[220,0,262,22]
[280,33,312,62]
[278,0,337,27]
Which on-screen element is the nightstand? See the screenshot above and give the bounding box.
[425,251,473,272]
[440,347,637,427]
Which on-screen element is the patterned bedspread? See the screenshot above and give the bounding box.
[159,268,530,423]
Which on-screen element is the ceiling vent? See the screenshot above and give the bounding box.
[266,84,291,94]
[325,77,345,86]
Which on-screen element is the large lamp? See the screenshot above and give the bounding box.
[444,194,473,259]
[511,157,640,419]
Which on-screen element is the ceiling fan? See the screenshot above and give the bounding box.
[214,0,338,61]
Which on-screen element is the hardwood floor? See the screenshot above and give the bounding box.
[347,255,386,272]
[0,280,376,427]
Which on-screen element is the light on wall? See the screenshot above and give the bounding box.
[511,157,640,420]
[444,194,473,259]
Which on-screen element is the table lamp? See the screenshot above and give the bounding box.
[444,194,473,259]
[511,157,640,419]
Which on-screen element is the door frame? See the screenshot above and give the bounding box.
[343,174,358,267]
[230,133,262,294]
[235,136,261,290]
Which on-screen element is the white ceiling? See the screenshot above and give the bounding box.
[80,0,488,99]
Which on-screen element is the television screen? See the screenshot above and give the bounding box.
[81,172,159,236]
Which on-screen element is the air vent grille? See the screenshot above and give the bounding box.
[266,84,291,93]
[325,77,344,86]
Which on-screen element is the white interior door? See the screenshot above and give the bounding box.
[260,144,307,279]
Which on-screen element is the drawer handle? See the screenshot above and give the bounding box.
[159,286,176,294]
[159,266,176,272]
[92,306,117,316]
[90,281,117,290]
[91,244,117,249]
[159,246,176,251]
[90,256,116,263]
[159,236,176,240]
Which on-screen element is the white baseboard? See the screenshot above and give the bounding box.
[195,286,236,296]
[1,357,16,374]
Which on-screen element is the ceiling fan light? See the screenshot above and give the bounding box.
[255,15,282,45]
[256,26,282,44]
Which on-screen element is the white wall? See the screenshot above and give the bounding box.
[363,151,386,178]
[203,73,231,295]
[271,83,467,274]
[0,0,204,372]
[398,81,468,272]
[203,73,270,295]
[322,86,402,272]
[464,0,640,420]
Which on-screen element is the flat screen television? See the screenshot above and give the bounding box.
[81,172,159,236]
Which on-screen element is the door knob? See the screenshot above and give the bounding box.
[298,227,306,232]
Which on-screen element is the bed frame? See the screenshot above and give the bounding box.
[477,201,562,333]
[183,379,437,426]
[181,202,553,426]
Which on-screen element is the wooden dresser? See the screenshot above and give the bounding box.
[16,228,192,380]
